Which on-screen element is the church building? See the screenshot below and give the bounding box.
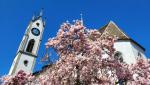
[8,13,146,75]
[33,21,147,77]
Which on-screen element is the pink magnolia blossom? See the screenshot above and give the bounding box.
[1,70,35,85]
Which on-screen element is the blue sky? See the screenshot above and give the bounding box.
[0,0,150,76]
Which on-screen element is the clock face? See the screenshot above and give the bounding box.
[31,28,40,36]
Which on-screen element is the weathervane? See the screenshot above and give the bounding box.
[80,13,84,25]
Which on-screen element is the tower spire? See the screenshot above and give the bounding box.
[39,8,44,17]
[9,11,45,75]
[32,14,35,21]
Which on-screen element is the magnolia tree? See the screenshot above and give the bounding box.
[1,20,150,85]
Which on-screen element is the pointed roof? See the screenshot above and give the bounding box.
[99,21,145,51]
[99,21,129,39]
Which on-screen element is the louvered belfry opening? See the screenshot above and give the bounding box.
[26,39,35,53]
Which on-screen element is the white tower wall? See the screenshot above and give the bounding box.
[9,15,45,75]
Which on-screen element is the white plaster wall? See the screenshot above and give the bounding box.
[15,53,35,74]
[114,41,137,64]
[8,55,18,75]
[131,42,146,58]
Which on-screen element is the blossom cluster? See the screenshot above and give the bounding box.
[127,58,150,84]
[42,20,150,85]
[35,20,131,85]
[1,70,34,85]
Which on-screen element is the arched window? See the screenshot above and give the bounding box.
[26,39,35,53]
[114,51,123,62]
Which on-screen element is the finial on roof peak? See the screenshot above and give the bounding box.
[107,20,119,28]
[39,8,44,17]
[31,8,44,22]
[109,20,116,24]
[32,15,35,21]
[80,13,84,25]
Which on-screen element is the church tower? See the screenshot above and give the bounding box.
[9,11,45,75]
